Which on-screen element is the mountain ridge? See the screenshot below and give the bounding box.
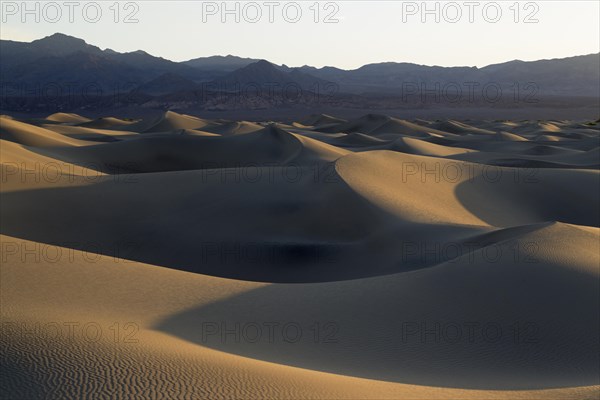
[1,33,598,112]
[3,33,598,72]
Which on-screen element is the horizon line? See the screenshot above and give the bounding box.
[3,31,599,72]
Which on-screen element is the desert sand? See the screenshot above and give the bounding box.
[1,111,599,399]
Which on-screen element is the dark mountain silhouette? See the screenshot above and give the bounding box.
[183,55,259,72]
[2,51,142,93]
[103,50,202,80]
[478,55,600,96]
[1,33,598,113]
[210,60,332,92]
[0,33,207,90]
[297,54,600,96]
[0,33,103,70]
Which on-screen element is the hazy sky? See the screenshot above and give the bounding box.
[1,1,598,69]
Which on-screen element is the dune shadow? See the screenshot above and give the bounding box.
[453,167,600,228]
[1,165,446,283]
[153,261,599,390]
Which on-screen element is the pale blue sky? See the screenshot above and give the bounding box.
[1,1,598,69]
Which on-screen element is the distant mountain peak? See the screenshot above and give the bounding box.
[44,32,79,39]
[34,32,88,45]
[130,50,150,56]
[245,59,275,69]
[231,60,284,77]
[213,59,332,91]
[28,32,100,56]
[182,54,261,72]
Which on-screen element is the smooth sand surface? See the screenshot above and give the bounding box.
[1,111,599,399]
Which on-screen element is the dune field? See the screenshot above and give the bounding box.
[1,111,599,399]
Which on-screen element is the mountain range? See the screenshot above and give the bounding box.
[1,33,598,112]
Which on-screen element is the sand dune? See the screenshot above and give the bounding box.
[324,114,452,139]
[45,112,91,124]
[42,124,138,142]
[23,125,313,174]
[391,136,474,156]
[126,111,216,133]
[78,116,138,129]
[200,120,264,135]
[1,111,598,399]
[0,116,93,147]
[297,113,348,128]
[3,234,598,399]
[430,120,497,135]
